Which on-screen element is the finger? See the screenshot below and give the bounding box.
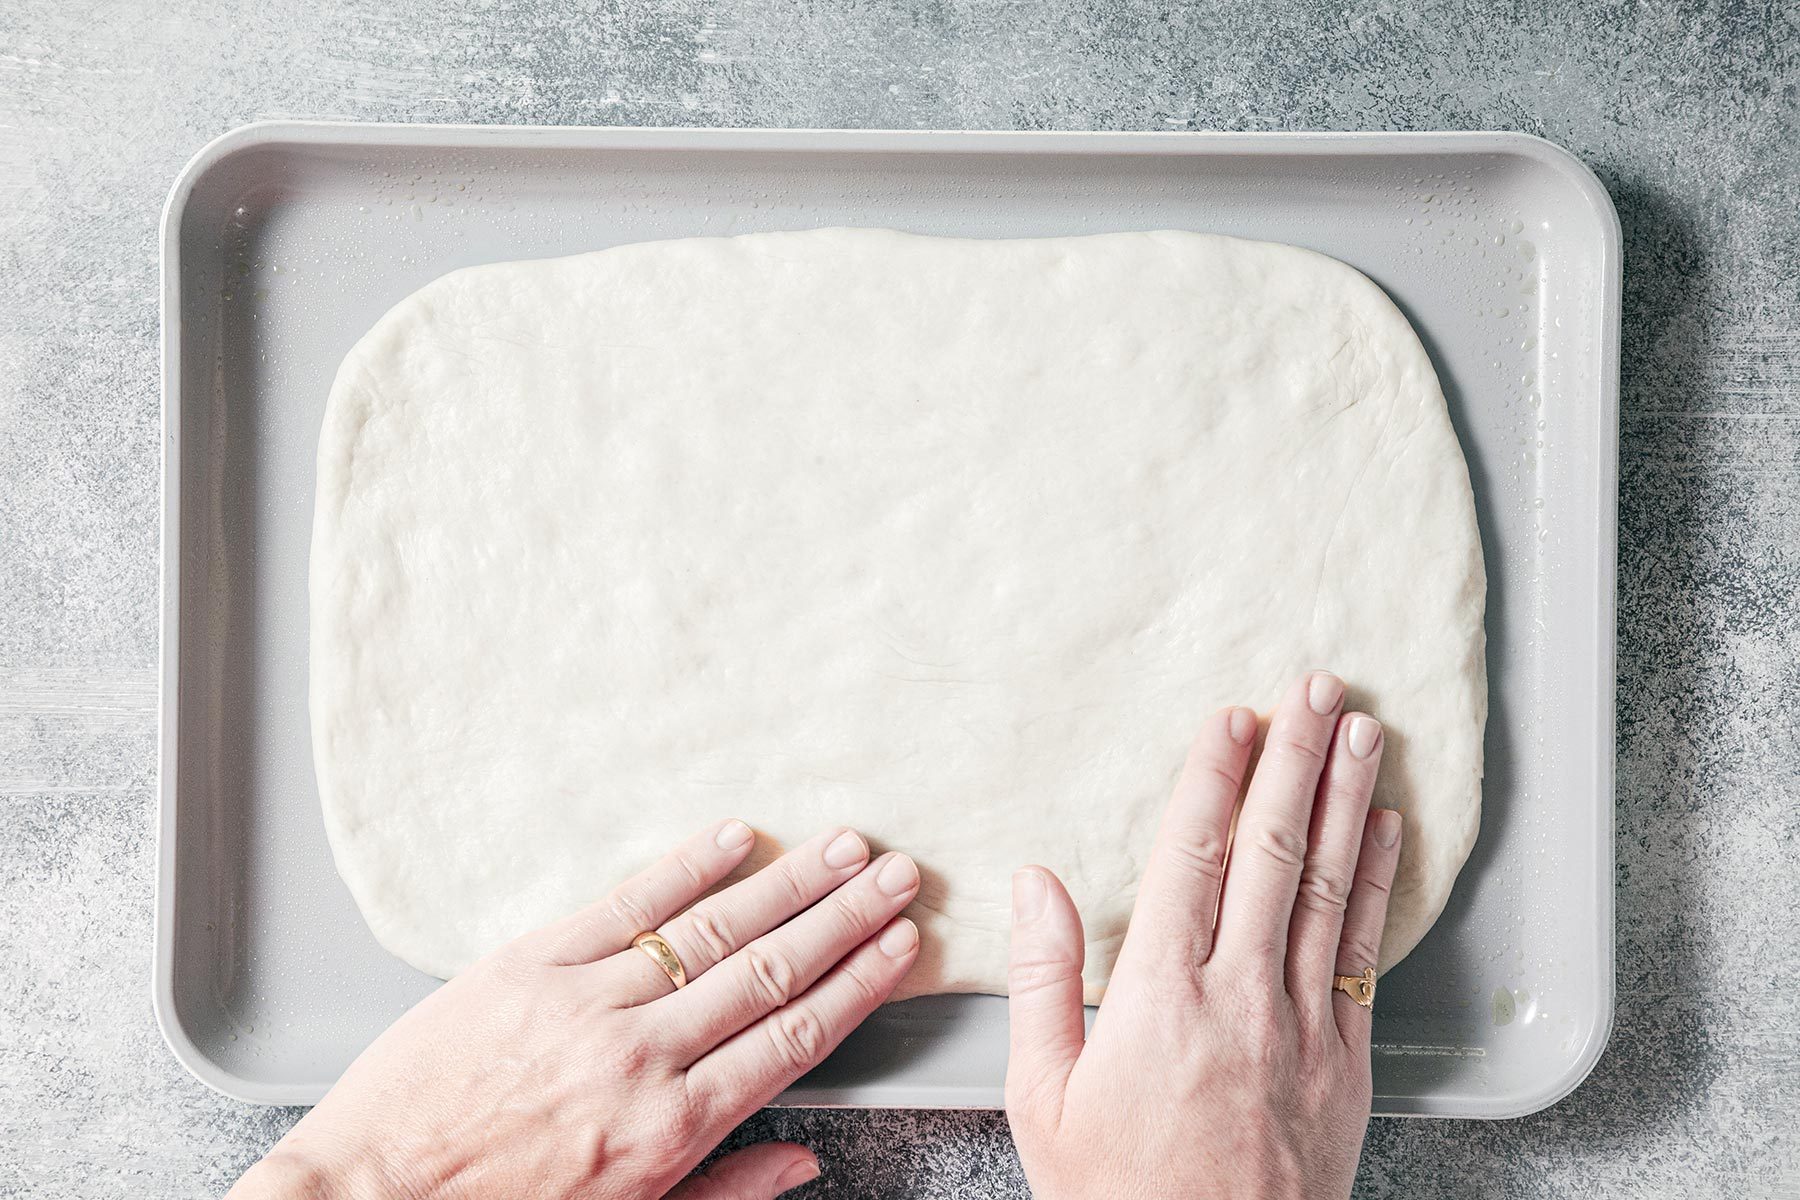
[664,1143,820,1199]
[1287,713,1384,1027]
[1212,671,1344,967]
[1333,808,1402,1046]
[595,827,872,1005]
[517,819,757,966]
[658,852,920,1059]
[1004,867,1085,1126]
[687,916,919,1119]
[1112,708,1255,981]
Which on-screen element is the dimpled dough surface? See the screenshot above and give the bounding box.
[311,228,1486,1001]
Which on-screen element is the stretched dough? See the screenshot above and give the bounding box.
[310,228,1486,1000]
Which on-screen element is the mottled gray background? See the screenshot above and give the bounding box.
[2,1,1797,1196]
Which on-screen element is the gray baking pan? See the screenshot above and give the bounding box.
[156,124,1618,1117]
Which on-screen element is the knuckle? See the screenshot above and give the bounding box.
[682,906,736,964]
[1295,865,1353,916]
[1162,832,1229,884]
[666,1090,706,1143]
[1001,1076,1035,1117]
[479,940,536,978]
[1306,1061,1368,1115]
[827,887,877,935]
[1252,824,1309,870]
[677,1072,723,1140]
[1004,1072,1062,1126]
[839,956,887,1006]
[1202,759,1245,798]
[1224,963,1286,1026]
[1176,949,1211,995]
[1241,1005,1288,1063]
[1339,927,1383,972]
[1247,989,1285,1034]
[1008,956,1077,998]
[766,1007,826,1072]
[744,945,800,1008]
[1355,870,1394,900]
[771,860,813,910]
[604,1023,660,1075]
[636,1087,707,1161]
[606,888,657,936]
[1272,738,1327,772]
[1190,759,1246,798]
[1237,931,1289,968]
[1322,778,1377,825]
[670,849,709,892]
[530,986,583,1031]
[1138,957,1205,1008]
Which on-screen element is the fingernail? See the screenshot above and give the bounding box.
[1227,706,1257,745]
[1012,868,1047,922]
[878,918,918,958]
[1308,671,1344,715]
[1347,716,1381,760]
[823,829,868,869]
[876,852,919,896]
[775,1157,821,1191]
[1373,808,1402,848]
[715,819,753,849]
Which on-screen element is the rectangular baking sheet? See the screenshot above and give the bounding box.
[157,124,1618,1118]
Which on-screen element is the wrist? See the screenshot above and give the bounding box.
[228,1141,405,1200]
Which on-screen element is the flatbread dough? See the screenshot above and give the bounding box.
[311,228,1486,1000]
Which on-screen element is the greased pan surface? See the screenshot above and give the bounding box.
[157,124,1618,1115]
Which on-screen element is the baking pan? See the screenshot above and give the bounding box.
[156,124,1618,1116]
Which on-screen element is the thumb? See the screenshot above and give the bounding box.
[1005,866,1086,1127]
[664,1143,820,1199]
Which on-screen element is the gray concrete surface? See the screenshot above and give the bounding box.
[2,1,1796,1196]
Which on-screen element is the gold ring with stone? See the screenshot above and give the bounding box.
[631,931,688,990]
[1333,966,1376,1008]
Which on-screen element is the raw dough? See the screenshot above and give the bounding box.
[311,228,1486,1000]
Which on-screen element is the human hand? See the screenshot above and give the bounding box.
[1005,671,1402,1200]
[231,821,921,1200]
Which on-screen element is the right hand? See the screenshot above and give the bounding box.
[231,822,922,1200]
[1004,671,1403,1200]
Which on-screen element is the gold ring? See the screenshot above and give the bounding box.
[1333,967,1377,1008]
[631,931,688,990]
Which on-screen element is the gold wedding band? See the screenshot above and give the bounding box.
[631,931,688,990]
[1333,966,1377,1008]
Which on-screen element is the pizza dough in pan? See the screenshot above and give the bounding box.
[310,228,1486,1001]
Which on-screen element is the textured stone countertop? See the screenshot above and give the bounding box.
[2,2,1796,1196]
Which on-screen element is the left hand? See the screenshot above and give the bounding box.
[230,821,921,1200]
